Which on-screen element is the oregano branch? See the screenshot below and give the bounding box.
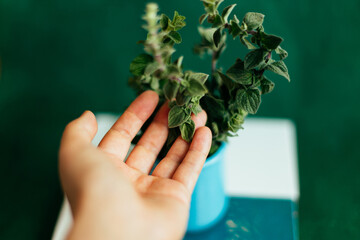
[129,1,291,155]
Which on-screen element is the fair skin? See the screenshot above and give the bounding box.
[59,91,212,240]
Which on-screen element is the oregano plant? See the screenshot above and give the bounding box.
[129,0,290,155]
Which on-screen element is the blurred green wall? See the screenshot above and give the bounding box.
[0,0,359,239]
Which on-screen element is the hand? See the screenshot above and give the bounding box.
[59,91,212,240]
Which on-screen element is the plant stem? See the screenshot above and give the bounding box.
[259,69,265,77]
[211,51,218,73]
[247,30,257,35]
[266,52,272,63]
[208,51,219,92]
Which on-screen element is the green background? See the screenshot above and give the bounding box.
[0,0,359,239]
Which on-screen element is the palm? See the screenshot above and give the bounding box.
[115,160,190,205]
[112,159,192,238]
[96,91,209,202]
[92,91,210,237]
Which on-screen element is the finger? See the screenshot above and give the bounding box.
[125,103,169,173]
[151,110,207,178]
[98,91,159,160]
[59,111,100,207]
[59,110,98,158]
[171,127,212,193]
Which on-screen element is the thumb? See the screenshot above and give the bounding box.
[59,111,98,176]
[60,111,98,154]
[58,111,99,212]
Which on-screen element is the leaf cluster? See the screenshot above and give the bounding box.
[129,1,291,155]
[129,4,207,142]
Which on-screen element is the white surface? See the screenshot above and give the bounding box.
[52,199,72,240]
[52,114,299,240]
[225,118,299,200]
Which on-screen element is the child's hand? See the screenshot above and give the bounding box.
[59,91,212,240]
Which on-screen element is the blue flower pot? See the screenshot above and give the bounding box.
[187,142,229,232]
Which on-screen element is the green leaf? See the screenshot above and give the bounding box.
[150,77,159,90]
[144,62,160,75]
[168,105,190,128]
[240,36,256,49]
[216,71,235,92]
[163,81,180,100]
[215,0,224,9]
[236,88,261,114]
[207,14,215,24]
[213,27,222,47]
[167,64,181,75]
[275,46,288,60]
[199,14,208,24]
[211,122,219,137]
[141,75,151,84]
[261,34,283,50]
[180,119,196,142]
[190,103,202,115]
[244,49,267,70]
[198,27,217,43]
[160,14,170,31]
[260,77,275,94]
[190,72,209,84]
[226,59,253,85]
[201,0,217,4]
[167,128,180,147]
[228,112,245,132]
[187,79,207,97]
[129,54,153,76]
[243,12,265,30]
[230,20,242,38]
[209,142,221,155]
[201,0,219,15]
[172,11,186,31]
[212,14,224,28]
[174,56,184,68]
[176,92,191,106]
[200,95,226,120]
[168,31,182,44]
[233,14,240,23]
[250,76,262,88]
[222,4,236,23]
[265,61,290,81]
